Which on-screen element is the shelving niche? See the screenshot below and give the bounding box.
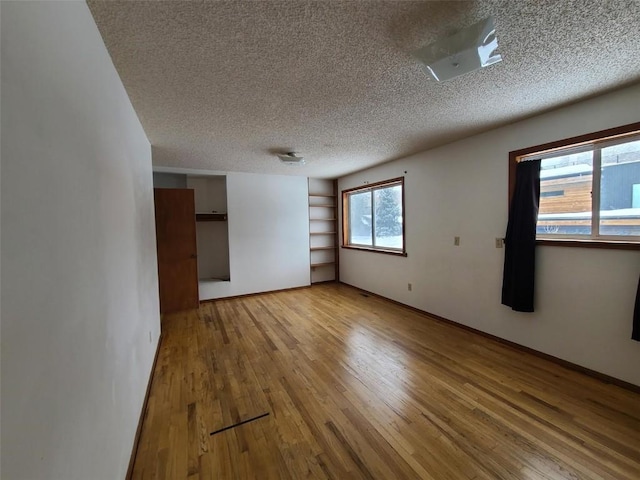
[187,175,231,291]
[308,178,338,283]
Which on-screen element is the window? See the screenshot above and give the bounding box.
[342,177,406,255]
[509,122,640,248]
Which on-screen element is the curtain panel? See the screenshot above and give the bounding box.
[633,275,640,341]
[502,159,541,312]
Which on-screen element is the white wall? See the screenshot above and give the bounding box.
[199,173,310,299]
[153,172,187,189]
[1,2,161,479]
[339,83,640,386]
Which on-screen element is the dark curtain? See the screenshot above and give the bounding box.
[633,275,640,341]
[502,160,541,312]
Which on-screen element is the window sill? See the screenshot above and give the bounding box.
[536,238,640,250]
[341,245,407,256]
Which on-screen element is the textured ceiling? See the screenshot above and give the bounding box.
[88,0,640,178]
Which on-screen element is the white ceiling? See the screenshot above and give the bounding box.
[88,0,640,179]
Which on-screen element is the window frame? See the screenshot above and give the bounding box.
[341,177,407,256]
[508,121,640,250]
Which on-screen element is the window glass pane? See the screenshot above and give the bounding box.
[538,151,593,236]
[600,139,640,236]
[349,191,372,246]
[373,185,403,249]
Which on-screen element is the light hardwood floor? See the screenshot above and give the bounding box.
[132,283,640,479]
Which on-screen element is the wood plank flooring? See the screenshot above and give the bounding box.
[132,283,640,479]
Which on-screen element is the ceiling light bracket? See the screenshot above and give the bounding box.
[413,16,502,82]
[277,152,305,165]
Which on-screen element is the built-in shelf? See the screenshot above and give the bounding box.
[311,261,335,267]
[195,213,227,222]
[309,179,338,284]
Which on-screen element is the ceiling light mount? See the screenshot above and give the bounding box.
[277,152,305,165]
[413,16,502,82]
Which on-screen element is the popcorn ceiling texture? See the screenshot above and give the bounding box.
[88,0,640,178]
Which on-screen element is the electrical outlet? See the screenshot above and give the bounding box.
[408,283,412,291]
[495,238,504,248]
[454,236,460,246]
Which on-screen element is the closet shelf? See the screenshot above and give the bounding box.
[309,204,336,207]
[309,194,336,198]
[310,218,337,221]
[310,246,336,251]
[310,232,336,235]
[195,213,227,222]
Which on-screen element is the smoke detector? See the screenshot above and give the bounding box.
[277,152,305,165]
[413,16,502,82]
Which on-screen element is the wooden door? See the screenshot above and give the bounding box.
[154,188,199,313]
